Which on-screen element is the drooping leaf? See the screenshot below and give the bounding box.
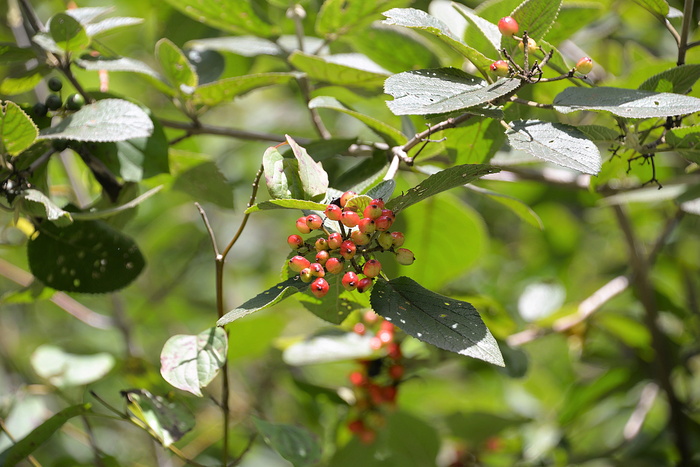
[309,96,407,146]
[155,38,197,94]
[382,8,493,77]
[386,163,499,213]
[253,417,322,467]
[195,73,298,107]
[287,135,329,202]
[553,87,700,118]
[245,199,329,214]
[469,185,543,229]
[370,277,504,366]
[289,52,388,88]
[38,99,154,142]
[27,219,145,293]
[159,327,228,397]
[30,345,114,386]
[122,389,195,447]
[506,120,602,175]
[218,277,307,326]
[631,0,670,17]
[384,68,521,115]
[186,36,282,57]
[0,100,38,156]
[283,330,376,366]
[0,404,90,467]
[172,161,234,208]
[366,179,396,202]
[316,0,410,38]
[163,0,277,36]
[64,6,112,24]
[638,64,700,94]
[48,13,90,53]
[17,189,72,226]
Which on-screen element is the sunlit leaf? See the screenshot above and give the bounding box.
[0,100,38,156]
[48,13,90,53]
[218,277,307,326]
[31,345,114,386]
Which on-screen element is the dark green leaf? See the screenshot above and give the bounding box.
[0,404,91,467]
[245,199,328,214]
[218,277,307,326]
[553,86,700,118]
[172,161,234,208]
[195,73,298,107]
[370,277,504,366]
[666,126,700,160]
[122,390,194,446]
[638,64,700,94]
[0,44,36,64]
[49,13,90,53]
[30,345,114,386]
[156,38,197,93]
[384,68,521,115]
[0,100,38,156]
[316,0,410,38]
[446,412,526,446]
[545,3,604,46]
[38,99,154,142]
[253,417,322,467]
[386,163,498,213]
[27,219,145,293]
[506,120,601,174]
[366,179,396,201]
[163,0,277,36]
[159,327,227,397]
[186,49,224,84]
[289,52,388,89]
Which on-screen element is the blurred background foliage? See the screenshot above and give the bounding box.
[1,0,700,465]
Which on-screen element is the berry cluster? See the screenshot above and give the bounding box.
[286,190,415,299]
[32,77,85,118]
[346,310,404,444]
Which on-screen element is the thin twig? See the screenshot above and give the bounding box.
[677,0,694,65]
[0,418,42,467]
[510,96,554,108]
[160,119,307,144]
[195,202,220,257]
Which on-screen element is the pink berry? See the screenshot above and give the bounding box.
[375,215,393,232]
[342,271,359,291]
[339,191,356,208]
[287,234,304,249]
[490,60,509,77]
[340,240,356,260]
[357,277,373,293]
[351,230,371,246]
[296,217,311,234]
[395,248,415,265]
[306,214,323,230]
[353,322,366,335]
[341,210,360,228]
[575,57,593,74]
[309,262,325,277]
[358,218,376,234]
[289,255,311,272]
[349,371,366,386]
[324,204,342,221]
[310,277,329,298]
[328,233,343,250]
[390,231,405,247]
[364,310,379,324]
[325,257,344,274]
[363,203,383,220]
[315,250,330,265]
[315,238,329,251]
[363,259,381,278]
[498,16,519,36]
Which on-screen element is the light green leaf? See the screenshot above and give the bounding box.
[156,38,197,93]
[194,73,298,106]
[18,189,72,226]
[452,3,501,55]
[545,3,604,46]
[665,126,700,163]
[631,0,670,17]
[64,6,112,24]
[160,327,228,397]
[172,161,234,208]
[289,52,388,88]
[84,17,143,37]
[0,100,38,156]
[287,135,329,202]
[163,0,277,36]
[638,64,700,94]
[30,345,114,386]
[245,199,329,214]
[187,36,281,57]
[122,389,194,447]
[48,13,90,53]
[263,145,291,199]
[0,69,45,96]
[296,272,362,324]
[70,185,163,220]
[253,417,322,467]
[316,0,410,38]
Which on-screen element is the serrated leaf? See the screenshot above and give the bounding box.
[289,52,388,88]
[194,73,298,107]
[577,124,621,143]
[370,277,504,366]
[49,13,90,53]
[510,0,562,43]
[38,99,154,142]
[65,6,113,24]
[84,17,143,36]
[666,126,700,160]
[253,417,322,467]
[18,189,72,226]
[316,0,410,38]
[506,120,601,175]
[297,272,361,324]
[30,345,114,386]
[638,64,700,94]
[75,56,163,80]
[159,327,227,397]
[187,36,282,56]
[156,38,197,93]
[288,135,329,202]
[366,179,396,201]
[0,404,90,467]
[122,389,194,447]
[383,8,493,76]
[163,0,277,36]
[309,96,407,146]
[545,3,604,46]
[0,100,38,156]
[553,87,700,118]
[218,277,307,326]
[283,330,376,365]
[245,199,328,214]
[27,219,145,293]
[452,4,501,55]
[384,68,521,115]
[631,0,669,17]
[386,163,498,213]
[172,161,233,208]
[445,117,506,165]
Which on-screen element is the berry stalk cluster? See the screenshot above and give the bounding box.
[286,190,415,299]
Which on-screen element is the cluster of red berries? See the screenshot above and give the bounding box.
[490,16,593,77]
[286,190,415,299]
[346,310,404,444]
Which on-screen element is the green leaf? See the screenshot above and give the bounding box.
[48,13,90,53]
[296,272,362,324]
[0,69,45,96]
[263,145,292,199]
[386,163,499,213]
[506,120,601,175]
[631,0,670,17]
[17,189,72,226]
[64,6,113,24]
[451,4,501,56]
[195,73,298,107]
[156,38,197,93]
[282,330,376,365]
[0,404,90,467]
[384,68,521,115]
[30,345,114,386]
[289,52,388,88]
[366,179,396,201]
[38,99,154,142]
[446,412,526,446]
[577,124,622,143]
[218,277,307,326]
[370,277,504,366]
[27,219,145,293]
[163,0,277,36]
[245,199,329,214]
[186,36,282,57]
[446,117,506,165]
[159,327,228,397]
[471,185,543,229]
[0,44,36,64]
[553,87,700,118]
[510,0,562,43]
[666,126,700,162]
[122,389,194,447]
[316,0,410,39]
[83,17,143,37]
[545,3,604,46]
[75,55,163,80]
[70,185,163,221]
[638,64,700,94]
[288,135,329,202]
[309,96,407,146]
[172,161,234,208]
[253,417,322,467]
[0,101,38,156]
[382,8,493,77]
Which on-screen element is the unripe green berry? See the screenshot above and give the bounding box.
[310,277,329,298]
[289,255,311,272]
[65,93,85,111]
[342,271,359,291]
[357,277,373,293]
[490,60,510,77]
[48,77,63,92]
[45,94,62,111]
[340,210,360,228]
[358,218,376,234]
[328,233,343,250]
[351,230,371,246]
[363,203,383,220]
[575,57,593,75]
[309,262,325,277]
[518,37,538,53]
[363,259,381,278]
[325,257,344,274]
[395,248,415,265]
[378,232,394,250]
[498,16,519,36]
[339,191,356,208]
[287,234,304,249]
[324,204,342,221]
[315,250,330,265]
[390,231,405,247]
[296,217,311,234]
[315,238,329,251]
[306,214,323,230]
[300,267,314,282]
[340,240,356,260]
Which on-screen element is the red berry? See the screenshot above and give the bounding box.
[359,428,376,444]
[363,203,383,220]
[498,16,519,36]
[340,210,360,228]
[363,259,381,278]
[315,238,329,251]
[309,262,325,277]
[325,257,344,274]
[390,231,405,247]
[364,310,379,324]
[388,364,404,381]
[328,232,343,250]
[348,419,365,434]
[351,230,371,246]
[300,267,313,283]
[353,322,366,335]
[306,214,323,230]
[377,328,392,343]
[490,60,510,77]
[289,255,311,272]
[315,250,330,265]
[342,271,359,291]
[324,204,342,221]
[378,232,393,250]
[575,56,593,74]
[369,336,382,350]
[357,277,373,293]
[349,371,366,386]
[395,248,415,265]
[340,240,356,260]
[387,342,402,360]
[380,320,394,332]
[381,209,395,220]
[287,234,304,249]
[371,198,385,209]
[296,217,311,234]
[358,217,376,234]
[381,385,398,404]
[310,277,329,298]
[339,191,356,208]
[375,215,393,232]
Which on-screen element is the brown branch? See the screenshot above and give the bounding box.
[160,119,309,144]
